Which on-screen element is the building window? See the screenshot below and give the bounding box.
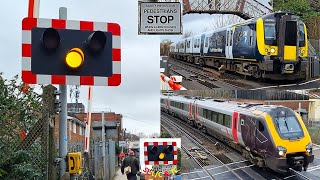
[79,126,82,135]
[73,122,76,134]
[69,121,72,131]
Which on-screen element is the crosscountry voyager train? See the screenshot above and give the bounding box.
[169,12,308,80]
[161,94,314,173]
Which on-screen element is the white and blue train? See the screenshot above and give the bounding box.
[169,12,308,80]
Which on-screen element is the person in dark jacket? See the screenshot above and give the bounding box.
[121,150,140,180]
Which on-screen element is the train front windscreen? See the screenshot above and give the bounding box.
[273,111,304,140]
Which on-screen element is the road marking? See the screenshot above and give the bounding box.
[283,175,295,179]
[211,164,255,176]
[279,83,298,87]
[307,164,320,171]
[187,176,210,180]
[299,78,320,85]
[206,160,249,171]
[249,86,278,90]
[307,166,320,172]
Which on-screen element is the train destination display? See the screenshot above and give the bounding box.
[139,2,181,34]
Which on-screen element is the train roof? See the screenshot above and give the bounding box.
[174,11,303,44]
[163,94,290,116]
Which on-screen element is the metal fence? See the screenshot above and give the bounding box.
[93,140,116,180]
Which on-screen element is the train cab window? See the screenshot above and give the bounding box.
[258,121,264,132]
[224,115,231,128]
[298,24,305,47]
[285,21,297,46]
[218,113,224,125]
[264,23,276,45]
[274,115,304,139]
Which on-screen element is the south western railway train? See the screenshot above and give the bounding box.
[161,94,314,173]
[169,12,308,80]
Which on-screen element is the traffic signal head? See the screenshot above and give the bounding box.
[31,27,112,76]
[145,142,177,164]
[86,31,106,54]
[42,28,60,51]
[21,17,121,86]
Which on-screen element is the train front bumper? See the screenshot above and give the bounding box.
[266,154,314,173]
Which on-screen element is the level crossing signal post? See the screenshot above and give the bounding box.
[21,6,121,179]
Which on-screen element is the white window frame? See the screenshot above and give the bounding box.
[73,122,77,134]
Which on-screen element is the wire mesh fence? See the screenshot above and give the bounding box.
[0,81,54,180]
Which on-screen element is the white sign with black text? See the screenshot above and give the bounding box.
[139,2,182,34]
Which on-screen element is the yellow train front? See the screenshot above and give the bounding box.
[243,105,314,173]
[256,12,308,80]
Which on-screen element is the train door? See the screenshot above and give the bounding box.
[240,114,257,150]
[188,102,192,120]
[226,27,234,59]
[200,34,205,56]
[232,112,239,143]
[192,100,198,125]
[255,118,269,153]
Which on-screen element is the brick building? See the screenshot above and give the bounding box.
[74,112,123,141]
[54,111,123,152]
[54,115,86,152]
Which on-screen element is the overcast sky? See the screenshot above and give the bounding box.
[0,0,161,136]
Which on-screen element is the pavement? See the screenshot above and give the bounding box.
[113,167,141,180]
[113,167,127,180]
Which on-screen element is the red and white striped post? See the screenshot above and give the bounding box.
[84,86,93,153]
[28,0,40,18]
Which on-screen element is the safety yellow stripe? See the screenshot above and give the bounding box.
[284,46,297,60]
[256,18,266,56]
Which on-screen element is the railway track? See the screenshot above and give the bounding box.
[169,59,247,90]
[161,112,320,179]
[168,58,267,90]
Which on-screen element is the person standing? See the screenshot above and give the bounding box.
[121,150,140,180]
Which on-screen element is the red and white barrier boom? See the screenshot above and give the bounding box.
[160,73,186,90]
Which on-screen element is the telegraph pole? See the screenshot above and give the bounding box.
[58,7,68,179]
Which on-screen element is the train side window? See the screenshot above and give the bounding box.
[258,121,265,132]
[206,110,212,121]
[224,115,231,128]
[218,113,224,125]
[203,109,207,118]
[211,111,217,122]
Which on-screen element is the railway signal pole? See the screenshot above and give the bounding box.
[58,7,68,178]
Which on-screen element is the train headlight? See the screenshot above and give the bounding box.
[277,146,287,157]
[265,48,268,52]
[306,143,312,154]
[270,48,275,54]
